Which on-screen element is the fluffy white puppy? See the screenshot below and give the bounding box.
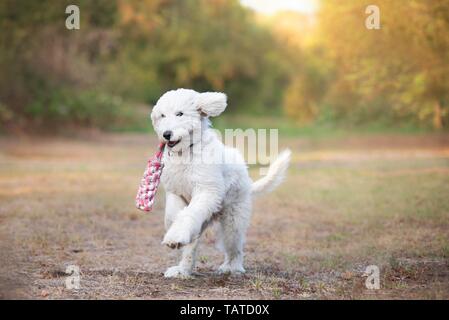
[151,88,291,278]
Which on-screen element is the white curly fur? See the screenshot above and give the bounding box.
[150,88,291,278]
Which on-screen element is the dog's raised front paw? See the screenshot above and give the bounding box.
[162,219,194,249]
[164,265,192,278]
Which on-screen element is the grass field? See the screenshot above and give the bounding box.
[1,132,448,299]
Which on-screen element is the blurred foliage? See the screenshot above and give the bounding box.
[319,0,449,129]
[0,0,448,132]
[0,0,288,132]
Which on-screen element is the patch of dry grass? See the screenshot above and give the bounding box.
[0,133,448,299]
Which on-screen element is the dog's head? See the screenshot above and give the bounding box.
[151,88,227,152]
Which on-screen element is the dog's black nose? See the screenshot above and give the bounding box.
[163,130,172,141]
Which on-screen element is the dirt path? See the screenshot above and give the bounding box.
[1,133,448,299]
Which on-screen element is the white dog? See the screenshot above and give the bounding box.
[150,88,291,278]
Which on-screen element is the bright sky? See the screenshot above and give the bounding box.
[240,0,319,15]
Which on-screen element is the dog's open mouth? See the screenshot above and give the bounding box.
[167,140,181,148]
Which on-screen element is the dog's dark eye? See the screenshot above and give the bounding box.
[161,114,165,118]
[176,112,183,117]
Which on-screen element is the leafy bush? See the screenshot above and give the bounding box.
[23,89,138,130]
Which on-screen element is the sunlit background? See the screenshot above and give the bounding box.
[1,0,448,133]
[241,0,319,15]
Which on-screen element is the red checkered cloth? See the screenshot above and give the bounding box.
[135,142,165,212]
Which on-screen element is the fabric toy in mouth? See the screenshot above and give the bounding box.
[135,142,165,212]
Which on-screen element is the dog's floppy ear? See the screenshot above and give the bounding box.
[150,106,157,123]
[196,92,227,117]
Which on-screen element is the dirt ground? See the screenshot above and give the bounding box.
[1,132,448,299]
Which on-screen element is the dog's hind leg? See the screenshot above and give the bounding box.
[164,238,199,278]
[216,197,251,274]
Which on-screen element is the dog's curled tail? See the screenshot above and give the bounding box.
[252,149,292,196]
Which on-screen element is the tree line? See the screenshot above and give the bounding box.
[0,0,447,132]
